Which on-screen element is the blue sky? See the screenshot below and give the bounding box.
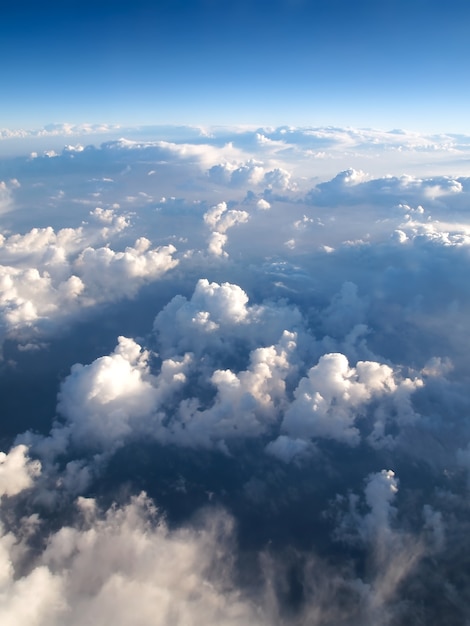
[2,0,470,132]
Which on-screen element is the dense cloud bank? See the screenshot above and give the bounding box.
[1,126,470,623]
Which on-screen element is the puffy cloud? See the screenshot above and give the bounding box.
[208,160,265,187]
[362,469,399,537]
[265,435,312,463]
[208,160,295,192]
[74,239,178,300]
[0,493,267,626]
[57,337,159,450]
[263,167,293,191]
[256,198,271,210]
[172,331,296,448]
[308,168,465,208]
[207,231,228,257]
[153,278,303,359]
[0,214,177,343]
[4,124,470,624]
[50,328,298,455]
[203,202,249,257]
[280,353,422,447]
[0,445,41,498]
[56,337,191,452]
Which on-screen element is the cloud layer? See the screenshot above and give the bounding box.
[2,125,470,624]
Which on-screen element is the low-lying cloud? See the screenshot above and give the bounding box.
[1,124,470,624]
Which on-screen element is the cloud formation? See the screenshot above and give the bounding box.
[0,209,177,346]
[2,124,470,624]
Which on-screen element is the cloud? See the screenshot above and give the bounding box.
[265,434,312,463]
[0,445,41,498]
[171,331,296,449]
[256,198,271,210]
[74,239,178,300]
[42,327,297,458]
[308,168,465,208]
[279,353,422,449]
[0,123,121,141]
[3,124,470,624]
[0,181,14,215]
[57,337,159,451]
[0,491,269,626]
[55,336,191,454]
[203,202,249,257]
[0,212,177,345]
[208,160,265,187]
[153,278,303,360]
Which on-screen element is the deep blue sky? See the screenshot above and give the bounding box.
[2,0,470,132]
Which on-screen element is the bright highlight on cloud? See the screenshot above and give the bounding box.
[2,124,470,624]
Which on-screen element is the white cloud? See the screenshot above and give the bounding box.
[281,353,422,447]
[172,331,296,448]
[56,337,191,453]
[0,493,267,626]
[203,202,249,257]
[362,469,399,537]
[50,328,298,455]
[3,124,470,624]
[153,278,303,359]
[0,445,41,498]
[207,231,228,257]
[0,213,177,343]
[0,181,13,214]
[256,199,271,210]
[208,160,265,187]
[57,337,159,450]
[75,239,178,300]
[309,168,465,208]
[351,471,423,623]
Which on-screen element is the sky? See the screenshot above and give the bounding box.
[2,0,470,132]
[3,2,470,625]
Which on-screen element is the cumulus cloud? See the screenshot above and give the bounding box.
[203,202,249,257]
[279,353,422,449]
[54,336,191,453]
[42,326,298,458]
[208,159,265,187]
[172,331,296,449]
[74,239,178,300]
[0,492,270,626]
[57,337,159,450]
[153,278,303,359]
[0,445,41,498]
[308,168,465,208]
[0,211,177,344]
[3,124,470,624]
[256,198,271,210]
[265,434,312,463]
